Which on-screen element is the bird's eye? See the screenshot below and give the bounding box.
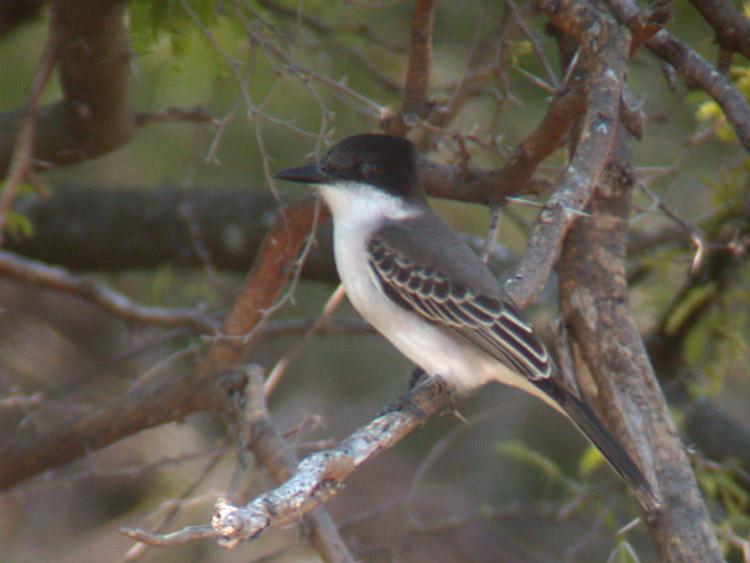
[359,162,378,176]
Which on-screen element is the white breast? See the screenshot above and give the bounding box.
[318,183,560,407]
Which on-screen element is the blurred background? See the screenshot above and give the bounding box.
[0,1,749,561]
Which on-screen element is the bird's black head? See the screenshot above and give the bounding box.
[275,134,421,199]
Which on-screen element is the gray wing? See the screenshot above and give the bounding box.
[368,222,659,507]
[368,234,660,506]
[367,236,552,382]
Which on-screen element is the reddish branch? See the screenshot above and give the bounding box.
[402,0,436,118]
[0,197,319,489]
[386,0,436,135]
[419,83,586,205]
[2,193,352,561]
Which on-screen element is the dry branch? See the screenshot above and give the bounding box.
[608,0,750,154]
[688,0,750,62]
[121,376,449,549]
[0,249,219,333]
[0,197,319,489]
[507,0,631,307]
[417,83,585,206]
[559,127,722,562]
[3,1,741,559]
[647,31,750,154]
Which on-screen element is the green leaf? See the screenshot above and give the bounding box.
[578,443,606,477]
[4,209,35,240]
[495,439,567,485]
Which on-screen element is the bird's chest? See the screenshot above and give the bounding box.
[331,219,384,318]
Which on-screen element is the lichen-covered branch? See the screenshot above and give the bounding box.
[121,377,449,548]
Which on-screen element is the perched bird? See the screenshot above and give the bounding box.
[275,133,657,508]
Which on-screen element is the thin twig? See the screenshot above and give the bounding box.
[0,249,219,333]
[0,24,58,242]
[264,283,348,397]
[133,105,213,127]
[507,0,559,89]
[119,448,228,561]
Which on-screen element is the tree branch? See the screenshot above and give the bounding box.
[402,0,436,119]
[418,82,586,205]
[558,122,722,562]
[5,185,340,280]
[608,0,750,154]
[0,2,212,181]
[508,0,630,307]
[0,196,319,489]
[0,1,134,177]
[0,13,58,241]
[121,376,450,549]
[0,0,44,37]
[133,105,214,127]
[647,31,750,154]
[687,0,750,62]
[241,367,353,561]
[0,249,220,333]
[384,0,436,136]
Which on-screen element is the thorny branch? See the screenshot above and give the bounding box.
[608,0,750,154]
[507,0,631,307]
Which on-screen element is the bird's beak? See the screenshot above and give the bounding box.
[274,163,332,184]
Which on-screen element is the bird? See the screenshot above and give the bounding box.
[275,133,657,509]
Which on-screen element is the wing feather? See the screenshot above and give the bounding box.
[367,238,552,381]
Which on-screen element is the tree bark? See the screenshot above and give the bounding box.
[558,127,722,562]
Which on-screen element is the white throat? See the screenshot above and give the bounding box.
[317,181,419,227]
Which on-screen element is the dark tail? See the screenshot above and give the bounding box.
[551,385,659,510]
